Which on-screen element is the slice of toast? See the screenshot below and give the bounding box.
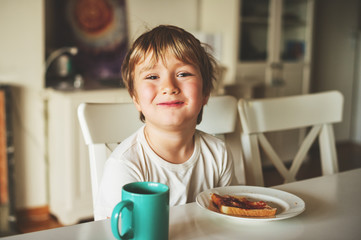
[211,193,277,217]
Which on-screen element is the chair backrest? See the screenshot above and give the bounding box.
[77,102,144,209]
[78,95,245,213]
[238,91,344,186]
[198,95,245,185]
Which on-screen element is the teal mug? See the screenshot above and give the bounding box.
[111,182,169,240]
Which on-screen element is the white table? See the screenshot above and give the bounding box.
[3,168,361,240]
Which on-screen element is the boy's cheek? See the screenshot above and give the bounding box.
[183,82,206,102]
[132,88,154,110]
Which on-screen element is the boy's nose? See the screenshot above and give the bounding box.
[161,78,180,95]
[162,87,180,95]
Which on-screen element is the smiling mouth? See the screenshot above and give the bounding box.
[157,101,185,107]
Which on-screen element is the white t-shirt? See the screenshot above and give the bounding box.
[95,126,234,220]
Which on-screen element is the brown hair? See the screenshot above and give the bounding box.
[121,25,218,123]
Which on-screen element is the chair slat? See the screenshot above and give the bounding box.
[88,144,108,206]
[258,133,295,182]
[241,134,264,186]
[289,125,321,177]
[319,124,339,175]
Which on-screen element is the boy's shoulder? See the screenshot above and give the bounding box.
[109,126,144,160]
[195,130,229,162]
[196,129,226,146]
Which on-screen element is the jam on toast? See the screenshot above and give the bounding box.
[210,193,277,217]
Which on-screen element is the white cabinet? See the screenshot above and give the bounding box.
[236,0,314,97]
[200,0,314,94]
[46,89,132,225]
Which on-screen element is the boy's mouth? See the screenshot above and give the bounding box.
[157,101,185,107]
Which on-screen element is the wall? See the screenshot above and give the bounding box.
[352,33,361,143]
[0,0,44,90]
[199,0,239,85]
[312,0,361,142]
[127,0,199,40]
[0,0,47,210]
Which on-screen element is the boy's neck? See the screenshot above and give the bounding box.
[144,125,196,164]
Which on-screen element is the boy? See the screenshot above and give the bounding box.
[95,25,234,220]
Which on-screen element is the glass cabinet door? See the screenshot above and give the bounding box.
[281,0,309,61]
[239,0,311,63]
[237,0,313,97]
[238,0,270,61]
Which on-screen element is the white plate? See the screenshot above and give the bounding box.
[196,185,305,222]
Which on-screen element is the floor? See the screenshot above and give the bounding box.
[263,141,361,187]
[1,141,360,237]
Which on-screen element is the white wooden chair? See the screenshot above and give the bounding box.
[77,102,143,211]
[238,91,344,186]
[78,95,244,217]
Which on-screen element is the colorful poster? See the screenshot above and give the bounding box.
[66,0,128,86]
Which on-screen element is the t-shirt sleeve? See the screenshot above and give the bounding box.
[94,156,143,220]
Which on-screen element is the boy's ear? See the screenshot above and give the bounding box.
[132,96,142,111]
[202,95,210,105]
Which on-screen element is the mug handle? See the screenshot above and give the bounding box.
[111,200,134,240]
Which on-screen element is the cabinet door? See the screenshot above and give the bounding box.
[237,0,271,88]
[238,0,270,62]
[267,0,314,97]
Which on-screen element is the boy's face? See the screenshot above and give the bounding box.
[132,52,208,130]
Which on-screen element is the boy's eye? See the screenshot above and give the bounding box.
[177,72,193,78]
[145,75,158,80]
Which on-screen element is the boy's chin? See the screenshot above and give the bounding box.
[147,118,197,130]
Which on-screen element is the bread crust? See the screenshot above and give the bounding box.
[211,193,277,218]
